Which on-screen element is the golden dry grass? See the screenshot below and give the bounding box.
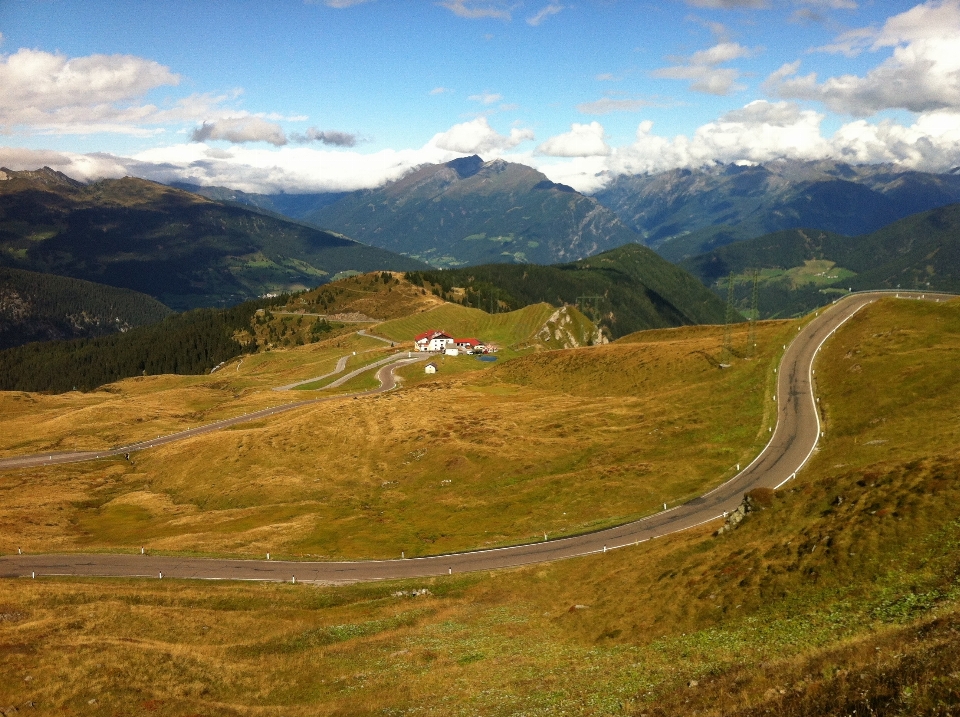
[291,271,445,320]
[0,320,793,559]
[2,299,959,716]
[0,331,390,459]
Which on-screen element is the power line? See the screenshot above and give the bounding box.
[749,268,760,357]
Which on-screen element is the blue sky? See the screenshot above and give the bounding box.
[2,0,959,193]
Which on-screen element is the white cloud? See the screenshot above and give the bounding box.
[430,86,452,95]
[527,3,564,26]
[688,42,752,65]
[190,118,359,147]
[536,122,611,157]
[290,128,358,146]
[577,97,651,114]
[0,48,184,134]
[431,117,534,153]
[439,1,512,20]
[6,95,960,198]
[320,0,376,6]
[776,0,960,115]
[192,117,288,146]
[468,92,503,105]
[652,42,752,95]
[809,26,876,56]
[683,0,768,7]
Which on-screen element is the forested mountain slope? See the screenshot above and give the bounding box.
[406,243,731,339]
[681,202,960,318]
[0,167,426,310]
[0,267,172,349]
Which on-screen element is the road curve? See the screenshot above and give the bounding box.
[272,354,350,391]
[0,352,430,472]
[1,291,951,582]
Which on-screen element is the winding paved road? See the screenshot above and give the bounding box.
[0,352,429,471]
[0,291,951,583]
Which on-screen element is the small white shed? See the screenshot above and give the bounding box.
[424,362,438,374]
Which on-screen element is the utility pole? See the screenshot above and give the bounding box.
[723,272,736,360]
[749,268,760,357]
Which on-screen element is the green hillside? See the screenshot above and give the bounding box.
[374,301,600,350]
[0,167,427,311]
[681,203,960,318]
[0,267,172,349]
[304,155,644,267]
[405,243,731,339]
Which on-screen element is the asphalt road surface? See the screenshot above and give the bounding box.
[0,291,951,583]
[0,352,429,472]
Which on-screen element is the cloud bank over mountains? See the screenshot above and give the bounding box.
[2,1,960,194]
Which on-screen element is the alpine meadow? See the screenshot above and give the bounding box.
[3,1,960,715]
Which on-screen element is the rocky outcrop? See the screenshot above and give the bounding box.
[716,487,775,536]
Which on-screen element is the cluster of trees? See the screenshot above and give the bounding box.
[404,270,518,313]
[0,295,288,393]
[0,268,172,349]
[405,245,729,338]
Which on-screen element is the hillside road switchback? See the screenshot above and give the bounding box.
[0,351,430,471]
[0,291,953,583]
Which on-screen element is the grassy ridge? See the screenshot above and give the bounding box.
[0,331,387,459]
[406,243,732,339]
[2,299,960,714]
[0,271,426,393]
[374,302,558,346]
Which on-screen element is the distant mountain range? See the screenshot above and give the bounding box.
[177,158,960,272]
[594,160,960,262]
[681,202,960,319]
[182,156,645,269]
[0,167,425,311]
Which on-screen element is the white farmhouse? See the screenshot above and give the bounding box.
[414,330,455,352]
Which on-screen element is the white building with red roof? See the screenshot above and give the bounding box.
[414,330,454,352]
[455,337,482,352]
